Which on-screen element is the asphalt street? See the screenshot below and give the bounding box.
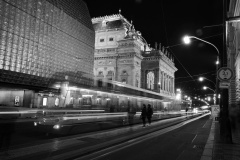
[93,115,211,160]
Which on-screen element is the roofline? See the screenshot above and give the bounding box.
[91,14,132,26]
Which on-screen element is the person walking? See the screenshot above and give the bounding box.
[147,104,153,126]
[141,104,147,127]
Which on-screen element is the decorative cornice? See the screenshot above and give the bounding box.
[92,14,131,26]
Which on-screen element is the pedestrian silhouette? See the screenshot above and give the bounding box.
[147,104,153,126]
[141,104,147,127]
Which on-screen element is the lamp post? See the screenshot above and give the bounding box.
[203,86,215,93]
[198,77,216,86]
[183,35,220,105]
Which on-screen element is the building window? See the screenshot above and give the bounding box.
[109,37,114,41]
[70,97,74,104]
[98,71,103,75]
[100,38,104,42]
[55,98,59,107]
[122,70,127,75]
[107,70,113,75]
[108,78,113,88]
[82,96,92,105]
[136,79,139,87]
[98,79,103,87]
[96,98,102,105]
[122,79,127,84]
[43,97,48,106]
[147,72,154,90]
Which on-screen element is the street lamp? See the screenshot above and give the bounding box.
[198,77,216,85]
[203,86,216,105]
[183,35,220,104]
[183,35,220,55]
[203,86,215,93]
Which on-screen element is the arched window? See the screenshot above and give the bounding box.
[98,71,103,75]
[98,79,103,87]
[107,70,113,75]
[147,72,154,90]
[122,70,127,75]
[122,79,127,84]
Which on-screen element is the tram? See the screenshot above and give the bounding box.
[33,80,200,134]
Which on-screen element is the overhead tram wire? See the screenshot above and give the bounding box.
[160,2,222,94]
[160,1,196,85]
[175,70,216,79]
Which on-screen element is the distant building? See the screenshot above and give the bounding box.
[92,13,177,100]
[0,0,95,108]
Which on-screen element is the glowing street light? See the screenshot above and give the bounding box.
[183,35,220,104]
[198,77,216,85]
[183,35,219,55]
[203,86,215,93]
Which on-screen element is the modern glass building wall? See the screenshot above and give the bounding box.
[0,0,95,108]
[0,0,94,87]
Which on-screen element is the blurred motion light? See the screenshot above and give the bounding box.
[53,124,60,129]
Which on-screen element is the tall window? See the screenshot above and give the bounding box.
[98,79,103,87]
[135,73,139,87]
[147,72,154,90]
[108,78,113,88]
[122,79,127,84]
[136,79,139,87]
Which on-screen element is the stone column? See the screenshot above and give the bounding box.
[173,77,175,93]
[167,75,169,92]
[163,72,165,91]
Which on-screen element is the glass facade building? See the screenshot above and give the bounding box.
[0,0,95,87]
[0,0,95,108]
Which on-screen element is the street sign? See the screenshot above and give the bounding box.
[217,67,233,81]
[219,81,230,89]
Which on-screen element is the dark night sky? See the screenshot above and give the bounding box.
[84,0,224,98]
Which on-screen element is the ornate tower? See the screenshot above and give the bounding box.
[92,13,177,99]
[92,14,149,87]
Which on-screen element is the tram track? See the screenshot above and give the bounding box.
[72,113,210,160]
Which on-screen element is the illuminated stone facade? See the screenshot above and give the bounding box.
[0,0,94,107]
[92,13,177,99]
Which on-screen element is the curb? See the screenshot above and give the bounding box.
[200,117,215,160]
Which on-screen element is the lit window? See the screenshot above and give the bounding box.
[43,97,47,106]
[147,72,154,90]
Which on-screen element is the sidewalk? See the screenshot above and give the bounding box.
[201,118,240,160]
